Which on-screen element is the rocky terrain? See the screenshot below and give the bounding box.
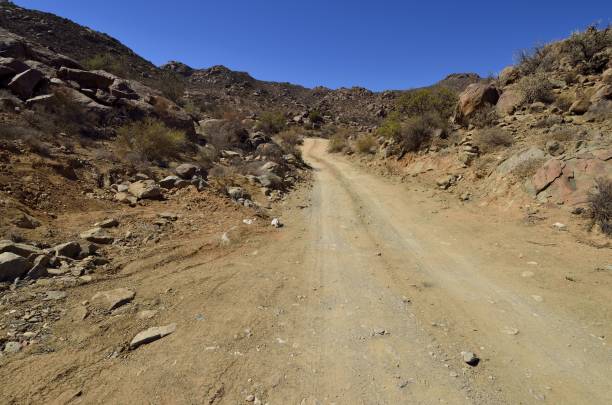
[0,1,610,404]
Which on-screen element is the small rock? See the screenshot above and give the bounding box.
[552,222,567,231]
[52,241,81,258]
[92,288,135,311]
[70,305,89,322]
[45,290,67,300]
[80,227,114,244]
[502,327,520,335]
[175,163,200,179]
[26,254,50,279]
[95,218,119,228]
[158,212,178,221]
[245,395,255,402]
[3,341,21,353]
[461,351,479,366]
[271,218,283,228]
[12,213,40,229]
[130,323,177,349]
[137,310,158,320]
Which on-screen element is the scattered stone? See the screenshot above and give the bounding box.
[245,395,255,402]
[227,186,249,200]
[92,288,135,311]
[26,254,50,279]
[175,163,199,179]
[271,218,283,228]
[552,222,567,231]
[521,271,534,278]
[95,218,119,228]
[80,227,114,244]
[53,241,81,259]
[461,351,479,366]
[137,310,158,320]
[0,252,30,282]
[45,290,67,300]
[70,305,89,322]
[130,323,177,349]
[502,327,520,335]
[12,213,40,229]
[436,175,454,189]
[158,212,178,221]
[159,175,180,189]
[3,341,21,353]
[128,180,163,200]
[0,240,42,257]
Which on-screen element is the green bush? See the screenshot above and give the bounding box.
[355,133,377,154]
[256,111,286,134]
[116,118,185,162]
[155,71,186,103]
[377,111,402,139]
[396,114,439,153]
[396,87,457,119]
[82,54,131,78]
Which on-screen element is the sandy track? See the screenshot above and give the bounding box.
[2,138,611,404]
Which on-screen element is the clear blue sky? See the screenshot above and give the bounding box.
[13,0,612,91]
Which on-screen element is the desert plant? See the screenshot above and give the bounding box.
[256,111,286,134]
[377,111,402,139]
[589,177,612,235]
[469,105,499,128]
[355,133,377,154]
[277,128,303,147]
[515,44,555,76]
[554,93,574,112]
[396,87,457,119]
[396,114,438,154]
[517,74,554,104]
[328,129,350,153]
[564,25,612,74]
[82,53,131,78]
[116,118,185,162]
[155,71,186,103]
[474,128,513,153]
[308,110,324,124]
[512,157,546,179]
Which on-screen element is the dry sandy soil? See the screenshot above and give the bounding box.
[1,138,611,404]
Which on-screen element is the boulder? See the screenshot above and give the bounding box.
[52,241,81,259]
[257,173,283,190]
[25,94,55,108]
[7,68,44,99]
[0,240,41,258]
[0,57,29,75]
[569,98,591,115]
[454,83,499,125]
[603,68,612,84]
[95,218,119,228]
[57,67,114,90]
[109,79,139,100]
[175,163,199,179]
[496,88,524,116]
[591,84,612,102]
[436,175,455,189]
[51,86,111,115]
[0,252,30,282]
[533,159,565,193]
[498,65,520,86]
[496,147,545,175]
[91,288,135,311]
[80,228,114,244]
[159,175,180,189]
[128,180,163,200]
[259,161,281,174]
[26,254,50,279]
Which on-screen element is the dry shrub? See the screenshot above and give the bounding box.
[589,178,612,235]
[564,25,612,74]
[474,128,513,153]
[22,134,51,157]
[207,165,241,193]
[328,129,350,153]
[116,118,185,162]
[517,74,554,104]
[469,105,498,128]
[277,128,303,147]
[256,111,286,134]
[512,157,546,179]
[554,93,574,112]
[396,113,445,154]
[355,133,377,154]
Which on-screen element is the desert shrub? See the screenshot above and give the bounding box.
[256,111,286,134]
[308,110,324,124]
[355,133,377,154]
[589,177,612,235]
[547,127,577,142]
[554,93,574,112]
[328,129,350,153]
[469,105,499,128]
[277,128,303,147]
[116,118,185,162]
[515,44,556,76]
[155,71,186,103]
[474,128,513,153]
[82,53,131,78]
[512,157,545,179]
[517,74,554,104]
[564,25,612,74]
[196,144,218,170]
[377,111,402,138]
[396,87,457,119]
[396,114,436,153]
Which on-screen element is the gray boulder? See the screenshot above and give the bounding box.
[0,252,30,282]
[52,241,81,259]
[496,147,545,176]
[175,164,199,179]
[128,180,163,200]
[57,67,114,90]
[80,228,114,244]
[7,68,44,99]
[0,240,41,258]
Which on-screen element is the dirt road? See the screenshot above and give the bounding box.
[3,138,611,404]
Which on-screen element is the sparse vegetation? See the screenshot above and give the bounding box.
[396,87,457,119]
[355,133,377,154]
[256,111,286,134]
[512,157,546,179]
[82,53,131,78]
[564,25,612,74]
[517,74,554,104]
[589,178,612,236]
[376,111,402,139]
[328,129,350,153]
[116,118,185,162]
[474,128,513,153]
[156,71,187,103]
[396,114,438,154]
[469,105,499,128]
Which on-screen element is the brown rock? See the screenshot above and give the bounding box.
[128,180,163,200]
[569,98,591,115]
[496,87,524,116]
[92,288,135,311]
[130,323,177,349]
[533,159,565,193]
[57,67,115,90]
[454,83,499,125]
